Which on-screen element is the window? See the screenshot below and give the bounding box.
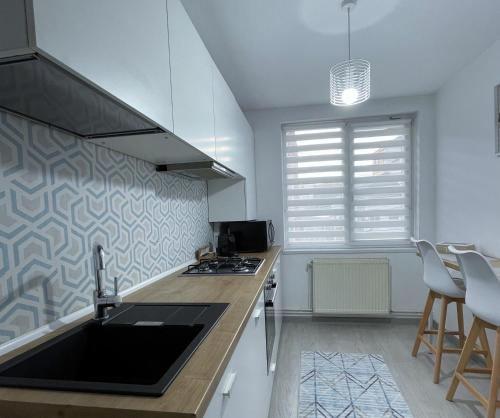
[283,117,413,249]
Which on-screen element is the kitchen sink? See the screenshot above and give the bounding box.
[0,303,228,396]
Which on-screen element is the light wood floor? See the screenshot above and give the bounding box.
[268,317,499,418]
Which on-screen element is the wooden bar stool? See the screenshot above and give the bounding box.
[411,239,491,384]
[446,247,500,418]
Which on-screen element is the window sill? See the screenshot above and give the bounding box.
[282,246,416,255]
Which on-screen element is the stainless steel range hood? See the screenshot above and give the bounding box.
[0,1,164,139]
[0,54,163,139]
[157,161,239,180]
[0,0,243,182]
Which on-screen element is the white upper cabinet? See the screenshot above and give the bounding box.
[237,111,257,220]
[26,0,256,202]
[207,176,255,222]
[213,64,242,173]
[210,63,256,221]
[167,0,216,159]
[32,0,174,131]
[208,179,247,222]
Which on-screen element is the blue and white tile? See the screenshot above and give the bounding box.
[0,111,213,344]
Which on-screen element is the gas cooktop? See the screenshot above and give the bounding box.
[183,257,265,276]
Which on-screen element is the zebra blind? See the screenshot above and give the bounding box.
[283,117,413,248]
[350,120,412,243]
[283,123,347,247]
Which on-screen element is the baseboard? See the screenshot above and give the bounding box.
[281,309,314,318]
[282,309,421,321]
[0,259,196,357]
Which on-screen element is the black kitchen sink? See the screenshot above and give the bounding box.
[0,303,228,396]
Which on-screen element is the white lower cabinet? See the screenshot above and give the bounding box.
[204,256,283,418]
[262,257,282,411]
[204,291,269,418]
[270,258,282,376]
[272,258,283,352]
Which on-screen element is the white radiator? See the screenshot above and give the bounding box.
[312,258,390,315]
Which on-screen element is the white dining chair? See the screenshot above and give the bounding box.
[446,247,499,418]
[411,238,490,384]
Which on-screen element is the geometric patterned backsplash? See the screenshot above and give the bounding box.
[0,111,213,344]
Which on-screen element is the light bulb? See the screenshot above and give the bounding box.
[341,88,359,105]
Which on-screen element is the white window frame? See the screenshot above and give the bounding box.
[281,114,415,250]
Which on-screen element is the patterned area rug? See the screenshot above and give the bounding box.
[299,352,413,417]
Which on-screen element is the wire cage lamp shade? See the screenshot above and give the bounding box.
[330,59,370,106]
[330,0,371,106]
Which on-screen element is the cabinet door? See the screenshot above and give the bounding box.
[167,0,216,158]
[230,107,249,183]
[213,64,241,173]
[263,257,282,411]
[273,257,283,343]
[32,0,173,131]
[211,66,256,220]
[204,292,269,418]
[240,118,257,220]
[208,179,247,222]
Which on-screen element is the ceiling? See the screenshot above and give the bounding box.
[182,0,500,110]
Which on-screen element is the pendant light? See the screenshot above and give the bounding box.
[330,0,370,106]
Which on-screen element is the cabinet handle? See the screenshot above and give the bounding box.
[253,308,262,319]
[222,372,237,398]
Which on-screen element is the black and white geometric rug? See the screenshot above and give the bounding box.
[299,352,413,417]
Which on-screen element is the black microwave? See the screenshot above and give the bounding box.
[220,220,275,253]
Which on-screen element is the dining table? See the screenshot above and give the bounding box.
[417,251,500,279]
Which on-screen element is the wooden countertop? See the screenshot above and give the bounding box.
[0,246,282,418]
[417,251,500,278]
[438,253,500,278]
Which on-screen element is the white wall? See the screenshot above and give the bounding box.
[246,95,437,314]
[436,38,500,255]
[435,37,500,334]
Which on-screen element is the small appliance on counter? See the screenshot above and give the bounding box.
[219,220,274,253]
[217,228,237,257]
[195,244,216,261]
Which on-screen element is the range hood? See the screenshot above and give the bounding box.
[157,161,239,180]
[0,0,164,139]
[0,53,164,139]
[0,0,241,182]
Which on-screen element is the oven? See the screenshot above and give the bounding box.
[264,269,278,374]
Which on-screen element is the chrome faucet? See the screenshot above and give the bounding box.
[93,244,122,319]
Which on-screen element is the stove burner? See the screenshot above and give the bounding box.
[183,256,265,276]
[198,262,211,272]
